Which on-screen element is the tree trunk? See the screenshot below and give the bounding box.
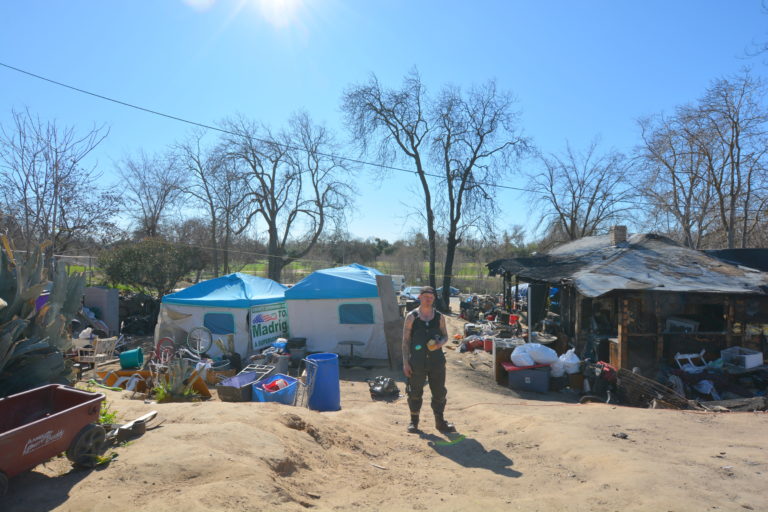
[442,229,459,312]
[210,210,219,278]
[267,223,283,282]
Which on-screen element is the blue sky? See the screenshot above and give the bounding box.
[1,0,767,242]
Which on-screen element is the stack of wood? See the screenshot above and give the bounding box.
[699,397,768,412]
[617,368,698,410]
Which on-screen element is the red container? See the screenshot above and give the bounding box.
[483,338,493,352]
[0,385,105,495]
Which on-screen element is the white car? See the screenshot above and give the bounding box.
[402,286,422,301]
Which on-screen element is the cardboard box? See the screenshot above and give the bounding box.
[721,346,764,369]
[507,366,550,393]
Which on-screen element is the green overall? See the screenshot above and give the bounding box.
[407,309,447,417]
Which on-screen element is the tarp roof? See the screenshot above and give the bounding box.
[162,272,287,308]
[705,249,768,273]
[285,263,383,300]
[487,233,768,298]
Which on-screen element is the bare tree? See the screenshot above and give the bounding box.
[0,108,118,255]
[531,141,634,243]
[343,71,440,288]
[223,112,353,282]
[636,112,717,248]
[343,71,529,308]
[431,82,529,306]
[693,71,768,248]
[117,150,186,238]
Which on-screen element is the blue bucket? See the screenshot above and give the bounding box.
[305,353,340,412]
[119,347,143,369]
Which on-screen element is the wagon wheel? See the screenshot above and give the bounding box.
[0,471,7,497]
[66,424,106,468]
[186,327,213,355]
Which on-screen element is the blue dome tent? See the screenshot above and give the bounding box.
[156,273,288,357]
[284,264,391,360]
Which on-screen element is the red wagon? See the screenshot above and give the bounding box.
[0,384,106,496]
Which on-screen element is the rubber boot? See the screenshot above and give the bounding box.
[407,414,419,433]
[435,414,456,433]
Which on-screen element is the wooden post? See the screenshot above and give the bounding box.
[504,272,511,311]
[574,294,582,352]
[514,276,519,312]
[654,293,664,363]
[376,275,404,369]
[725,296,734,348]
[618,297,629,369]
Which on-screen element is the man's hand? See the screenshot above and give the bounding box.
[403,361,412,378]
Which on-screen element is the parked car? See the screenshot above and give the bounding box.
[437,286,461,297]
[402,286,422,301]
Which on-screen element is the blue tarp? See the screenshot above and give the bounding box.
[285,263,383,300]
[162,273,287,308]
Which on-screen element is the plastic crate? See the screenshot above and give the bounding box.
[507,366,550,393]
[721,346,763,369]
[252,374,298,405]
[216,366,275,402]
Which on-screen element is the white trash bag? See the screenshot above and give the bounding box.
[525,343,559,365]
[511,345,535,367]
[560,348,581,375]
[550,359,566,378]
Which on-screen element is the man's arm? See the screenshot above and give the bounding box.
[437,313,449,347]
[402,313,414,376]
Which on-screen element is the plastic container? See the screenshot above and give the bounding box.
[216,367,274,402]
[289,347,306,368]
[507,366,550,393]
[119,347,143,369]
[272,353,290,374]
[483,338,493,352]
[252,374,298,405]
[305,353,341,412]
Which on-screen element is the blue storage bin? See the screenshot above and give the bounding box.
[252,374,298,405]
[508,366,550,393]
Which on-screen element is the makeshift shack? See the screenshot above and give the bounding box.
[487,227,768,374]
[284,264,398,360]
[155,273,288,358]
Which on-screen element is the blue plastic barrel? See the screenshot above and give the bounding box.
[119,347,143,369]
[305,353,341,411]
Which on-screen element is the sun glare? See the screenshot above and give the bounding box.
[255,0,304,28]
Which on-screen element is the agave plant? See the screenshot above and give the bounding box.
[0,238,85,397]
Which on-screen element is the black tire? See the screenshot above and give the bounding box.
[66,424,106,468]
[0,471,8,497]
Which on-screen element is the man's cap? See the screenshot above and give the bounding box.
[419,286,436,296]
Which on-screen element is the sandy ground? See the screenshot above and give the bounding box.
[4,314,768,512]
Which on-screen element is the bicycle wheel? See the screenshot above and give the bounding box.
[186,327,213,355]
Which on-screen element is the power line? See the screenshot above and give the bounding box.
[1,61,765,215]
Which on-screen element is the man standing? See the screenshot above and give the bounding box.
[402,286,456,433]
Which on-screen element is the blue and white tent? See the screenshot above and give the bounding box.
[155,273,288,357]
[285,263,390,359]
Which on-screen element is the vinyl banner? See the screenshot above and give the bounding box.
[250,302,289,350]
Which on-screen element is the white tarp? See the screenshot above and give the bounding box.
[285,297,388,359]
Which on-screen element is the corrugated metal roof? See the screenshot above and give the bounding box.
[487,233,768,298]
